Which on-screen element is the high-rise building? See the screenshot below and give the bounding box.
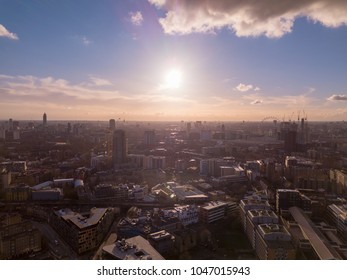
[143,130,155,146]
[43,113,47,126]
[109,119,116,131]
[112,129,127,168]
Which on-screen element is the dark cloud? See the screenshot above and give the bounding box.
[327,94,347,101]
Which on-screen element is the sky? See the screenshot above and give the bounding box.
[0,0,347,122]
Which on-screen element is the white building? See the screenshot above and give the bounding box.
[162,205,199,226]
[327,204,347,242]
[200,201,227,224]
[255,224,295,260]
[245,209,278,248]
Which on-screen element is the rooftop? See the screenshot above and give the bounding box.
[289,207,342,260]
[55,207,109,229]
[201,201,227,211]
[102,236,164,260]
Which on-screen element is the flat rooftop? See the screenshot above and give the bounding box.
[289,207,342,260]
[102,236,164,260]
[201,201,227,211]
[55,208,109,229]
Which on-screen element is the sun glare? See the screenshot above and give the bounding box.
[164,69,182,89]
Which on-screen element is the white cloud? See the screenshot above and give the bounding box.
[235,83,253,92]
[327,94,347,101]
[251,99,263,105]
[89,76,112,86]
[130,11,144,26]
[148,0,347,38]
[0,24,18,40]
[81,36,92,46]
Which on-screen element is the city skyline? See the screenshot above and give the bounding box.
[1,0,347,121]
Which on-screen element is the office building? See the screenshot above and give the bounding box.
[326,204,347,242]
[102,236,164,260]
[276,189,311,213]
[245,209,278,249]
[109,119,116,131]
[43,113,47,127]
[161,205,199,226]
[112,129,127,168]
[289,207,342,259]
[200,201,227,224]
[0,214,42,259]
[144,130,155,146]
[239,198,272,231]
[50,207,114,254]
[255,224,295,260]
[148,230,175,258]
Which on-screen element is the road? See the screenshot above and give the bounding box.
[32,221,78,260]
[92,217,120,260]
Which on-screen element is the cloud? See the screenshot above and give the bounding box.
[251,99,263,105]
[148,0,347,38]
[130,11,144,26]
[235,83,253,92]
[81,36,92,46]
[0,24,18,40]
[89,76,112,86]
[327,94,347,101]
[0,74,197,121]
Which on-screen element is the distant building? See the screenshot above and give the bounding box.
[4,184,31,202]
[0,169,11,189]
[144,130,155,146]
[50,207,114,254]
[109,119,116,131]
[171,184,208,204]
[43,112,47,127]
[93,184,128,200]
[91,154,109,171]
[0,161,27,173]
[31,188,62,201]
[280,122,297,154]
[144,155,166,170]
[102,235,164,260]
[112,129,127,169]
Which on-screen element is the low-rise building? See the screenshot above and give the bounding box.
[239,198,271,231]
[50,207,114,254]
[255,224,295,260]
[162,205,199,226]
[148,230,175,258]
[0,214,42,259]
[200,201,227,224]
[326,204,347,242]
[102,236,164,260]
[4,184,31,202]
[245,209,278,249]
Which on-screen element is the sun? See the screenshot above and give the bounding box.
[164,69,182,89]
